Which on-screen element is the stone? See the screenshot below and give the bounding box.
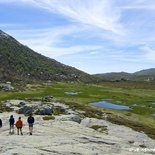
[17,105,34,115]
[55,114,82,123]
[0,112,155,155]
[17,102,27,107]
[0,83,14,91]
[42,96,53,102]
[34,105,54,115]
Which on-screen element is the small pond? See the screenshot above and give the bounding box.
[90,100,131,110]
[151,113,155,117]
[64,92,79,95]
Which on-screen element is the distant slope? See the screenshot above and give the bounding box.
[94,69,155,82]
[133,68,155,76]
[131,68,155,81]
[94,72,131,81]
[0,30,96,83]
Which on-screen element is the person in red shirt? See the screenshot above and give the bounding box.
[15,117,23,135]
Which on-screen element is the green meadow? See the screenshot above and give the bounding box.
[1,81,155,139]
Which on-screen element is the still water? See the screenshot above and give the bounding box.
[90,100,131,110]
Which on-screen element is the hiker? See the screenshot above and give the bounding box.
[0,118,2,128]
[9,115,15,134]
[15,117,23,135]
[27,114,35,135]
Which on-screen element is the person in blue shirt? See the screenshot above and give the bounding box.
[0,118,2,128]
[9,115,15,134]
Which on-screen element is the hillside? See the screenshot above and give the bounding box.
[94,69,155,82]
[0,30,96,83]
[94,72,131,81]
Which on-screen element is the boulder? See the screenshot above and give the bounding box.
[42,96,53,102]
[17,105,34,115]
[55,114,81,123]
[17,102,27,107]
[0,83,14,91]
[35,105,54,115]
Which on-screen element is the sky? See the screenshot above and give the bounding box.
[0,0,155,74]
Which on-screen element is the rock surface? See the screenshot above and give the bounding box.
[0,100,155,155]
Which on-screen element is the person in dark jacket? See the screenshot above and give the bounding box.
[0,118,2,128]
[9,115,15,134]
[27,114,35,135]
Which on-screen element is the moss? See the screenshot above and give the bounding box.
[42,116,55,120]
[107,114,155,140]
[53,108,67,116]
[128,140,134,144]
[0,104,13,113]
[139,144,147,148]
[90,125,108,134]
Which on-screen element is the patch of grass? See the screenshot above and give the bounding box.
[128,140,134,144]
[53,108,67,116]
[0,103,13,113]
[90,125,108,134]
[106,113,155,140]
[139,144,147,148]
[42,116,55,120]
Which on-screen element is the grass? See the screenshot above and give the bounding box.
[139,144,147,148]
[1,81,155,139]
[128,140,134,144]
[1,81,155,116]
[90,125,108,133]
[42,116,55,120]
[0,103,13,113]
[53,108,67,116]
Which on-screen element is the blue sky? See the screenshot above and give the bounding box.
[0,0,155,74]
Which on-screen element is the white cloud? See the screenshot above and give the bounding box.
[36,45,102,58]
[140,46,155,61]
[6,26,101,57]
[8,0,121,34]
[37,0,123,34]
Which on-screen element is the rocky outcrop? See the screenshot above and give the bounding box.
[17,104,54,115]
[0,83,14,91]
[34,105,54,115]
[17,105,34,115]
[0,112,155,155]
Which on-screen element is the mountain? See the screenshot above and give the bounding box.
[94,69,155,82]
[0,30,96,83]
[133,68,155,76]
[94,72,131,81]
[132,68,155,81]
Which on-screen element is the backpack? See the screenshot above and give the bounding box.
[9,117,15,125]
[16,120,23,128]
[28,116,34,124]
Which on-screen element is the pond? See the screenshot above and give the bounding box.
[151,113,155,117]
[90,100,131,110]
[64,92,79,95]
